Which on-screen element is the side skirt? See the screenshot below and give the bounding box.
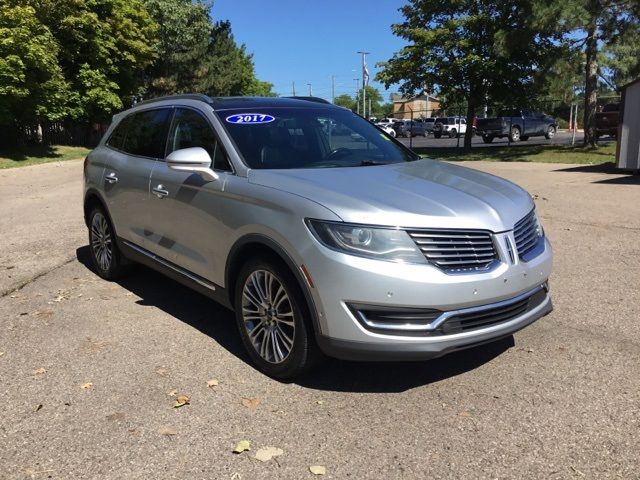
[118,238,233,310]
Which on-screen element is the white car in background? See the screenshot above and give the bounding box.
[376,123,396,137]
[433,117,468,138]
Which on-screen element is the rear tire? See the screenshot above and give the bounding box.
[88,207,129,280]
[482,135,494,144]
[449,129,457,139]
[434,132,442,139]
[234,257,321,379]
[521,136,529,141]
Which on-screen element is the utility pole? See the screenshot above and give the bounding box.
[331,75,335,103]
[369,98,372,119]
[307,83,312,96]
[353,78,360,113]
[357,51,370,118]
[292,81,296,96]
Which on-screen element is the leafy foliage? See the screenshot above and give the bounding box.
[377,0,561,150]
[0,0,274,144]
[0,2,70,125]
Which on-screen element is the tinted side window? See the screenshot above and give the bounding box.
[107,116,130,150]
[121,108,171,158]
[167,108,231,171]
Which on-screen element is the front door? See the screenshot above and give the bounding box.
[146,107,234,283]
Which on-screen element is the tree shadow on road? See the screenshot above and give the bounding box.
[77,245,515,393]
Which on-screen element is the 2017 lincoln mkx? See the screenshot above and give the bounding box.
[83,95,553,379]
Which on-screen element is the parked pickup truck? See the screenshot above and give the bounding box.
[594,103,619,139]
[476,110,557,143]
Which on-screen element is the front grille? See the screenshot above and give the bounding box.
[348,286,548,336]
[407,229,498,272]
[437,288,546,335]
[513,211,539,258]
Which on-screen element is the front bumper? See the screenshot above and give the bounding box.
[303,233,553,361]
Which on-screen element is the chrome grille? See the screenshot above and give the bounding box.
[407,229,497,272]
[513,211,539,258]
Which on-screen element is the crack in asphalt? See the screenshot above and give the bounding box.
[0,255,76,298]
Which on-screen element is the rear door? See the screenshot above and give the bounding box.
[102,107,172,247]
[146,107,234,281]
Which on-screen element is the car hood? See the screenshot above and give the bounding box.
[247,159,534,231]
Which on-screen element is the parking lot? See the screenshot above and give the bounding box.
[1,159,639,479]
[396,130,615,149]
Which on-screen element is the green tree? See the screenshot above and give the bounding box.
[0,2,70,136]
[355,86,383,118]
[143,1,274,97]
[333,94,355,110]
[544,0,640,146]
[32,0,158,121]
[377,0,560,151]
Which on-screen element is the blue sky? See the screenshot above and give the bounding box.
[213,0,408,102]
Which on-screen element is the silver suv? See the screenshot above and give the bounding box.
[84,94,553,379]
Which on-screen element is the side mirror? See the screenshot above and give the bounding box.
[166,147,219,182]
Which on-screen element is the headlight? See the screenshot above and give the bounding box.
[306,220,427,264]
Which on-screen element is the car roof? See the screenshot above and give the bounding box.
[132,94,338,112]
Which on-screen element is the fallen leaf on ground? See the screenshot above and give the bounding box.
[168,389,178,397]
[458,410,471,417]
[241,397,260,409]
[173,394,189,408]
[255,446,283,462]
[309,465,326,475]
[233,440,251,454]
[207,379,219,388]
[19,312,29,316]
[33,404,43,413]
[159,426,178,436]
[0,352,5,357]
[33,367,47,375]
[80,382,93,390]
[316,400,324,405]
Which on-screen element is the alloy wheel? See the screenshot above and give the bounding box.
[241,270,295,364]
[90,212,113,272]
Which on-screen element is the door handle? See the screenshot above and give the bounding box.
[152,184,169,198]
[105,172,118,184]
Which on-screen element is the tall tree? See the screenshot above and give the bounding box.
[0,1,70,136]
[546,0,640,146]
[32,0,158,122]
[143,1,273,98]
[377,0,560,151]
[334,94,355,110]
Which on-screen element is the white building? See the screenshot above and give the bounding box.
[616,77,640,171]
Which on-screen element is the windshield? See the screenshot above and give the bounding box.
[218,107,419,169]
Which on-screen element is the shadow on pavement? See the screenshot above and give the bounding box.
[554,162,640,184]
[77,245,515,393]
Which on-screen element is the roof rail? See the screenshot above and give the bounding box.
[284,96,332,105]
[134,93,213,106]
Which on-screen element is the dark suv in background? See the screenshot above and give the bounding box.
[393,120,427,137]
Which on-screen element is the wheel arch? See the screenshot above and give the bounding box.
[225,234,322,335]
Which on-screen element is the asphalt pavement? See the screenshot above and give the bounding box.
[1,159,639,479]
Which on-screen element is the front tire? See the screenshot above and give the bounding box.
[449,129,457,138]
[482,135,494,144]
[545,125,556,139]
[509,126,521,142]
[88,207,129,280]
[234,258,320,379]
[434,132,442,139]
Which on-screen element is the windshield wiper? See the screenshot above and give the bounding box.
[360,160,390,166]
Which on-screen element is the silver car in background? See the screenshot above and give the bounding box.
[83,95,553,379]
